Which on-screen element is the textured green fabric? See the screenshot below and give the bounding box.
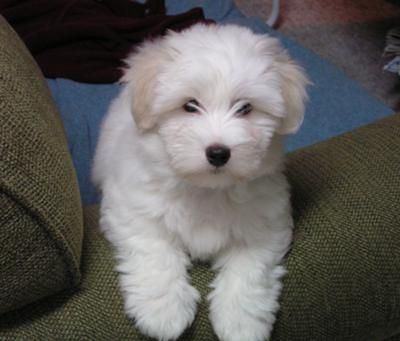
[273,113,400,341]
[1,115,399,340]
[0,207,217,340]
[0,16,83,314]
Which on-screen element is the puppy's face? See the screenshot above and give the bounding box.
[122,24,308,188]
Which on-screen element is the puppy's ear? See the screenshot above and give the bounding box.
[121,40,170,131]
[275,60,309,135]
[256,35,309,134]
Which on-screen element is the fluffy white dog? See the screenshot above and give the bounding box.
[93,23,308,341]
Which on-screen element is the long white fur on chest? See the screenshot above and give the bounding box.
[107,173,290,261]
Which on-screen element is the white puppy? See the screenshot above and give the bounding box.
[93,24,308,341]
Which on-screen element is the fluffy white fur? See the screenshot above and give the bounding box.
[92,24,308,341]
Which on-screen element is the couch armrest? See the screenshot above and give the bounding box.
[0,15,83,314]
[273,113,400,340]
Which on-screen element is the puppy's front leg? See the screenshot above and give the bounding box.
[108,218,200,341]
[209,239,290,341]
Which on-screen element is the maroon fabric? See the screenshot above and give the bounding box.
[0,0,211,83]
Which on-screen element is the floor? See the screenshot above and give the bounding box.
[235,0,400,110]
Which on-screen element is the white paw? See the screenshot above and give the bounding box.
[124,280,200,341]
[209,278,281,341]
[210,300,276,341]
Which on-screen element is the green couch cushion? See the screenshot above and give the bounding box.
[275,113,400,340]
[0,207,217,340]
[0,114,399,340]
[0,16,83,314]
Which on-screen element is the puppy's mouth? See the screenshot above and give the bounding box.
[180,166,238,189]
[211,167,224,174]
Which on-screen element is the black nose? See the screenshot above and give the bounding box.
[206,144,231,167]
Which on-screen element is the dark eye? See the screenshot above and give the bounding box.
[183,99,200,113]
[237,103,252,116]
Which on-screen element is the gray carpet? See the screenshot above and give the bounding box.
[235,0,400,110]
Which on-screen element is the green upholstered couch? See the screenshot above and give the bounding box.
[1,15,400,341]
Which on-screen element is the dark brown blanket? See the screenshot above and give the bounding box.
[0,0,209,83]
